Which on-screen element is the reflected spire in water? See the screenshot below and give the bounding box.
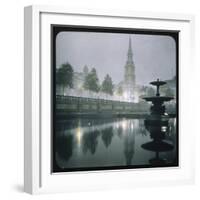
[123,120,136,165]
[124,133,135,165]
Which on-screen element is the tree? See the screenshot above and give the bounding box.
[56,63,74,93]
[83,65,89,76]
[83,68,100,92]
[101,74,114,95]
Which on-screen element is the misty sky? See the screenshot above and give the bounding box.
[56,31,176,86]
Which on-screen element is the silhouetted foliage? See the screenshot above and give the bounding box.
[101,74,114,95]
[83,65,89,76]
[56,63,74,92]
[83,68,100,92]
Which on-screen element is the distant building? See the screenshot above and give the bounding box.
[123,37,137,102]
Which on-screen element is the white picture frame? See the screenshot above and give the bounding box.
[24,5,195,194]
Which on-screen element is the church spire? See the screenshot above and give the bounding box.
[128,36,132,54]
[123,36,136,102]
[127,36,133,64]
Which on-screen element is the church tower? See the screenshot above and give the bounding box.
[123,36,136,101]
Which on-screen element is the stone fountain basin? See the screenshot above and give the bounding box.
[141,140,174,152]
[150,80,166,86]
[143,96,174,102]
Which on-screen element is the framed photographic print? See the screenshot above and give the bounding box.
[24,5,195,194]
[52,26,179,172]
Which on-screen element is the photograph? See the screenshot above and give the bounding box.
[52,26,178,172]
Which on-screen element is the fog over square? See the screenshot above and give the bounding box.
[56,31,176,86]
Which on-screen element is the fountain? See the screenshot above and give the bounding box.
[141,79,175,166]
[142,78,174,127]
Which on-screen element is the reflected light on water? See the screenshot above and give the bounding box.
[161,126,167,132]
[131,123,134,130]
[173,118,176,127]
[121,119,128,131]
[76,127,82,147]
[115,122,120,129]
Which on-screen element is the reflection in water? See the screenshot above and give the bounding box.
[124,128,135,165]
[142,118,176,166]
[82,130,100,154]
[55,118,177,170]
[101,127,114,148]
[56,134,73,162]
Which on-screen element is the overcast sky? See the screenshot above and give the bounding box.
[56,31,176,86]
